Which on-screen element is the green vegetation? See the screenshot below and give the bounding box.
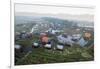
[15,16,94,65]
[15,45,94,65]
[15,34,94,65]
[15,35,39,47]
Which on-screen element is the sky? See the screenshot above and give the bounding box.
[15,4,94,22]
[15,4,94,15]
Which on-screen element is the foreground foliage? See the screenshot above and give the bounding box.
[15,45,94,65]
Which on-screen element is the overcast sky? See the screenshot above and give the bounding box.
[15,4,94,22]
[15,4,94,15]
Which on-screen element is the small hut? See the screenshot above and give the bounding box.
[56,44,64,51]
[44,41,52,49]
[72,34,81,42]
[15,45,23,53]
[32,42,39,48]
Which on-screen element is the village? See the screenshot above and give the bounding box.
[15,25,94,65]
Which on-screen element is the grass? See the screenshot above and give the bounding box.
[15,35,94,65]
[15,35,39,47]
[15,46,94,65]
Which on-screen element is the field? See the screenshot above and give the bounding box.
[15,35,94,65]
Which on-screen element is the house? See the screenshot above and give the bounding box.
[26,32,32,38]
[44,42,52,49]
[32,42,39,48]
[84,32,92,40]
[56,44,64,50]
[15,32,20,36]
[57,34,74,46]
[20,31,27,39]
[40,33,47,39]
[15,32,21,41]
[41,36,49,43]
[40,33,49,45]
[21,33,27,39]
[77,37,88,47]
[15,45,23,53]
[46,28,63,35]
[15,45,21,49]
[71,34,82,42]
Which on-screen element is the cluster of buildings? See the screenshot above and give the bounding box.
[15,31,32,41]
[32,28,93,50]
[15,26,93,51]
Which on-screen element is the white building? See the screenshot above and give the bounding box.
[57,34,74,46]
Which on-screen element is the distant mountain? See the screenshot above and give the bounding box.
[15,16,44,24]
[15,12,94,22]
[15,15,93,33]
